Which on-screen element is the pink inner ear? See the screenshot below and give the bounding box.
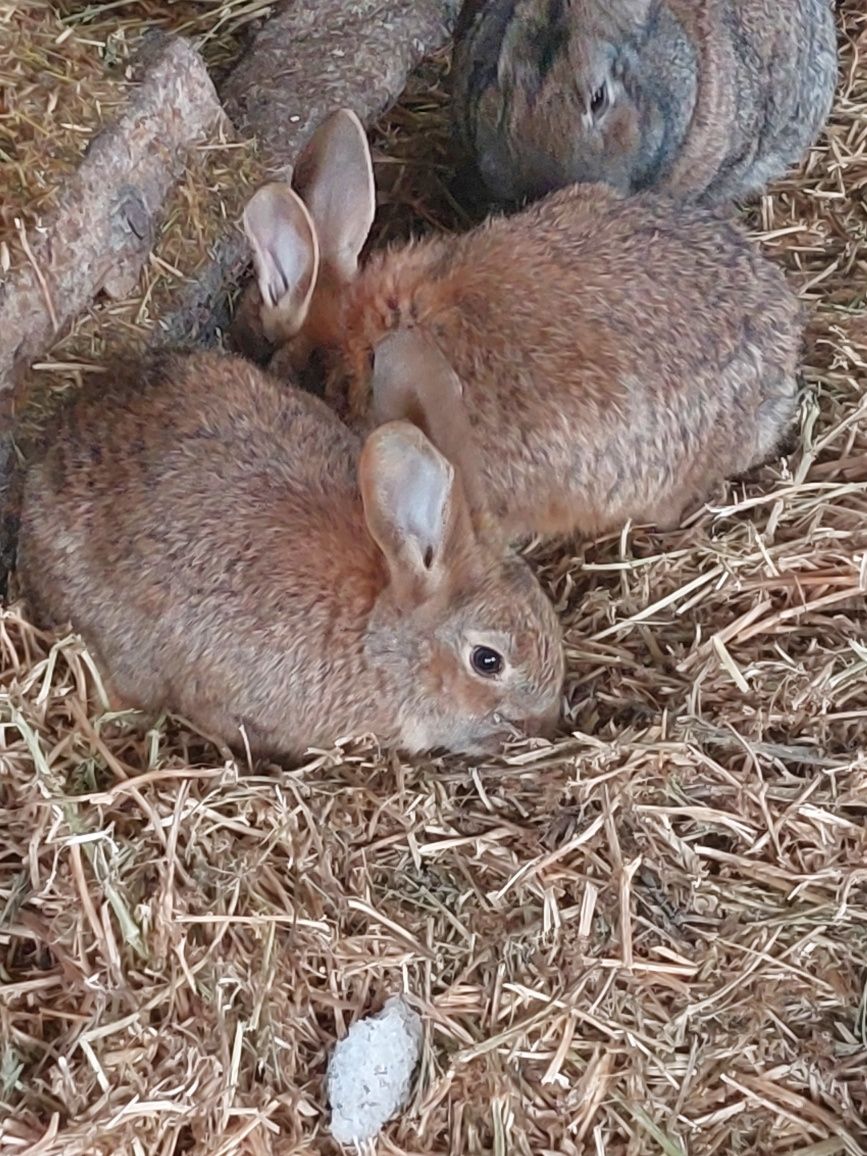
[244,185,320,318]
[293,110,375,282]
[359,421,456,597]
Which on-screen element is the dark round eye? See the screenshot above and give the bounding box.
[471,646,504,677]
[589,83,609,118]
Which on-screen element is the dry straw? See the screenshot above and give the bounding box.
[4,2,267,438]
[2,1,867,1154]
[0,2,269,272]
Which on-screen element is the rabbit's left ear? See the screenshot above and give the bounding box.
[243,183,320,338]
[370,328,500,545]
[359,421,464,609]
[293,108,376,283]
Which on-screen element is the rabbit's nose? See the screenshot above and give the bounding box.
[522,707,560,741]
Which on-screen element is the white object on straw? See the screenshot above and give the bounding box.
[327,995,423,1146]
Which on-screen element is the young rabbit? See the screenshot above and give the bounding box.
[450,0,838,207]
[17,346,564,758]
[241,108,803,543]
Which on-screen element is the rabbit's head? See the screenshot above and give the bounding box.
[243,108,377,394]
[360,328,565,755]
[453,0,677,204]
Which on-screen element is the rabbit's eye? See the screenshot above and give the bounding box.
[471,646,504,677]
[589,83,609,119]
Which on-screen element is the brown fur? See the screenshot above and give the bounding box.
[17,350,564,758]
[243,113,804,544]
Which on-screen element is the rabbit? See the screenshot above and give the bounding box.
[449,0,838,207]
[239,107,803,544]
[16,345,565,759]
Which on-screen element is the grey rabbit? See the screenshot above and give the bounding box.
[451,0,838,206]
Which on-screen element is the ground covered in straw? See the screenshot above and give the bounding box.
[2,2,867,1154]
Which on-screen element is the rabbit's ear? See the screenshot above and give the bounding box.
[293,108,375,282]
[371,328,463,427]
[243,184,320,334]
[359,421,467,608]
[371,329,497,542]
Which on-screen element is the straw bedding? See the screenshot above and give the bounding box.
[0,2,267,275]
[4,3,265,440]
[1,2,866,1154]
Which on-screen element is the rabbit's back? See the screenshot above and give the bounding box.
[22,351,362,614]
[668,0,838,201]
[344,184,801,536]
[19,352,374,745]
[352,183,799,412]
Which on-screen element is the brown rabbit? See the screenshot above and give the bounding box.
[17,347,564,758]
[450,0,839,207]
[241,108,803,542]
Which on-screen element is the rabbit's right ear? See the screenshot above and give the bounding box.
[243,183,320,336]
[359,422,467,609]
[371,328,495,542]
[293,108,375,282]
[370,328,463,428]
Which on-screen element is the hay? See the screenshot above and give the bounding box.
[0,2,127,266]
[0,1,266,279]
[13,122,264,443]
[2,2,867,1154]
[2,1,265,438]
[54,0,275,79]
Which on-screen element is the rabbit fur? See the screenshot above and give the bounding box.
[241,108,804,544]
[17,347,564,758]
[450,0,838,206]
